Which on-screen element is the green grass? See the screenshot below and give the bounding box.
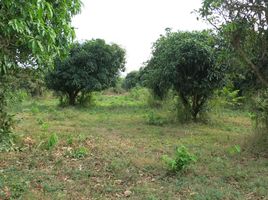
[0,92,267,199]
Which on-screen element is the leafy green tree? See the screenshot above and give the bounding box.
[46,39,126,105]
[0,0,81,73]
[0,0,81,149]
[122,71,140,90]
[199,0,268,87]
[143,31,225,121]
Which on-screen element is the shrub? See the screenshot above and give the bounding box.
[146,92,163,108]
[129,87,150,102]
[162,145,197,173]
[142,30,226,121]
[210,86,245,112]
[146,112,166,126]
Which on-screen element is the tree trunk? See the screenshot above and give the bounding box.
[68,92,77,106]
[237,47,268,87]
[192,111,198,122]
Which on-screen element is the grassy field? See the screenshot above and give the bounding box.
[0,92,267,200]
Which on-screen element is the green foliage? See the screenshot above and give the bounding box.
[30,104,40,114]
[0,81,14,152]
[162,145,197,173]
[146,112,166,126]
[46,39,126,105]
[66,136,73,145]
[146,92,163,108]
[227,145,241,156]
[70,147,88,159]
[106,77,125,94]
[0,0,82,73]
[219,87,244,107]
[142,30,225,121]
[0,109,14,152]
[210,86,245,112]
[46,133,59,150]
[122,71,140,90]
[77,92,95,107]
[250,89,268,129]
[175,99,193,123]
[129,87,150,102]
[6,90,29,106]
[199,0,268,87]
[7,68,46,97]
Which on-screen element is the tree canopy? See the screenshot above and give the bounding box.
[199,0,268,87]
[46,39,126,105]
[0,0,82,73]
[122,71,140,90]
[142,30,225,120]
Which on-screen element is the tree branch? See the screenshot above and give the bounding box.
[237,47,268,87]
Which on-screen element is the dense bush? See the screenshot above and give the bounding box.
[46,39,126,106]
[142,30,226,121]
[122,71,140,90]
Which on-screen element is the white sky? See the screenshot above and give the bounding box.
[72,0,209,74]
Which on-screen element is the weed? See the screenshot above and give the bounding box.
[162,145,197,173]
[41,122,49,131]
[36,117,44,125]
[30,103,40,114]
[46,133,59,150]
[70,147,88,159]
[66,136,73,145]
[227,145,241,156]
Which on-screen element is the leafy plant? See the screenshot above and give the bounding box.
[162,145,197,173]
[30,103,40,114]
[41,123,49,131]
[0,0,81,74]
[212,86,245,110]
[46,133,59,150]
[70,147,88,159]
[227,145,241,156]
[66,136,73,145]
[146,112,166,126]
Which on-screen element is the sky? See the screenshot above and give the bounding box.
[72,0,209,74]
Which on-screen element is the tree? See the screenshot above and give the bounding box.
[46,39,126,105]
[143,31,225,121]
[0,0,81,73]
[122,71,140,90]
[199,0,268,87]
[0,0,81,149]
